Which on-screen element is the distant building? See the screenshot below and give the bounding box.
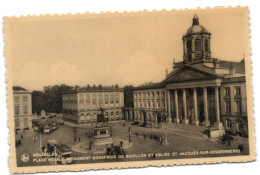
[128,15,247,137]
[62,85,124,124]
[13,86,32,130]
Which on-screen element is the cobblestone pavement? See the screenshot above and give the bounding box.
[15,121,249,166]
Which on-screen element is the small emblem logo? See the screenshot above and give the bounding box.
[21,153,29,162]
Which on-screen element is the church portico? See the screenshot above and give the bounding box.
[166,79,222,128]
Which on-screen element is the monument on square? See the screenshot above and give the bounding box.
[72,107,131,154]
[91,107,113,153]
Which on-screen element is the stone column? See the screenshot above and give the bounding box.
[167,90,172,123]
[174,90,180,123]
[129,110,133,121]
[202,87,210,126]
[214,87,223,129]
[154,114,158,126]
[141,113,144,123]
[125,111,128,121]
[182,89,189,124]
[192,88,199,126]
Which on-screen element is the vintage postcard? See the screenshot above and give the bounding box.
[4,6,255,174]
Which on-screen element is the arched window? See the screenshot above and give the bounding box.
[186,40,192,61]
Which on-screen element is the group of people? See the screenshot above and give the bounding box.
[134,131,163,146]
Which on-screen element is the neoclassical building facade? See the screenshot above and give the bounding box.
[126,15,248,136]
[13,86,33,130]
[62,85,124,124]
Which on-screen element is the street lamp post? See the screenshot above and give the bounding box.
[110,124,113,136]
[73,127,77,144]
[164,124,168,144]
[128,126,132,145]
[88,131,92,150]
[39,132,42,152]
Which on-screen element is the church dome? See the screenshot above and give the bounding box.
[186,25,208,35]
[185,15,210,35]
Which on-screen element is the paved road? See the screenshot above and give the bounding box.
[15,121,249,166]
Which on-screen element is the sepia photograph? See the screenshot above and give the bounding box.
[4,6,255,174]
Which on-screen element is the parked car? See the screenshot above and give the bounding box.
[131,121,139,125]
[52,123,58,130]
[139,123,146,127]
[57,119,64,125]
[43,125,51,133]
[106,146,126,158]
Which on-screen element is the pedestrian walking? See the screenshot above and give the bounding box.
[78,137,81,142]
[21,134,23,139]
[153,152,156,158]
[120,141,123,147]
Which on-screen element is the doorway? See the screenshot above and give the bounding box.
[199,102,204,123]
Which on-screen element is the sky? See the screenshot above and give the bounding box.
[6,7,248,91]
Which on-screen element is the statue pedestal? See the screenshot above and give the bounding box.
[91,126,113,153]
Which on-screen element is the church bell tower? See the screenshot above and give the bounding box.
[183,15,212,62]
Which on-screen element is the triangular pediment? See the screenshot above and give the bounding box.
[165,65,217,83]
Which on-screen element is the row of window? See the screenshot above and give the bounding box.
[223,86,241,97]
[186,38,210,60]
[79,111,121,117]
[64,99,121,110]
[78,102,120,110]
[226,119,246,131]
[134,100,166,109]
[14,105,28,115]
[224,100,242,113]
[63,93,121,101]
[14,96,28,103]
[134,91,166,99]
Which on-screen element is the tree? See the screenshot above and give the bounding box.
[32,84,74,114]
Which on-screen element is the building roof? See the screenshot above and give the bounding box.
[62,85,123,94]
[134,82,166,90]
[185,15,210,36]
[222,76,246,84]
[13,86,27,91]
[218,59,245,74]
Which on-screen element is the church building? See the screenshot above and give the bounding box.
[126,15,247,137]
